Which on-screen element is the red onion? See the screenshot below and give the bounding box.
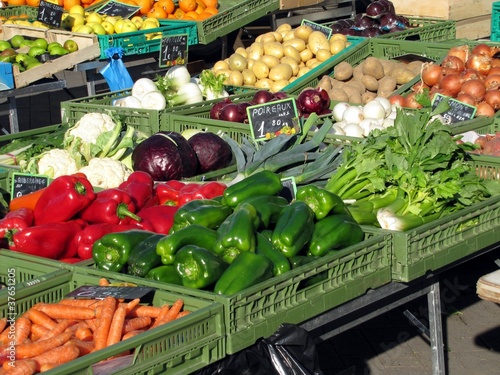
[219,103,245,123]
[297,88,330,115]
[252,90,274,104]
[210,98,232,120]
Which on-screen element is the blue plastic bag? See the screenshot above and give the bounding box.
[100,47,134,91]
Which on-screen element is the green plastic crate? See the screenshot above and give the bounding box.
[72,230,391,354]
[163,0,280,45]
[491,2,500,41]
[0,5,38,19]
[0,271,225,375]
[96,20,198,59]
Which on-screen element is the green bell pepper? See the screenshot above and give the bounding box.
[213,251,273,295]
[256,232,290,276]
[126,234,165,277]
[308,214,365,257]
[145,265,183,285]
[174,245,228,289]
[289,255,319,269]
[222,170,283,207]
[271,201,315,258]
[213,203,258,264]
[296,185,351,220]
[235,195,289,229]
[92,229,157,272]
[156,225,218,265]
[171,199,233,232]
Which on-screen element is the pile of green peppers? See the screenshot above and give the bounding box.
[92,170,365,295]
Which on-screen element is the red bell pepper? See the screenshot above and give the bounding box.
[177,181,227,206]
[59,258,83,264]
[154,180,187,206]
[74,222,140,260]
[33,174,96,225]
[134,205,179,234]
[0,208,34,237]
[118,171,156,210]
[8,219,87,259]
[79,188,141,225]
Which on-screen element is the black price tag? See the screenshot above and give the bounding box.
[96,0,141,18]
[431,93,476,124]
[66,285,156,300]
[11,173,49,199]
[37,0,64,28]
[279,177,296,202]
[247,97,300,142]
[159,34,188,67]
[301,19,332,39]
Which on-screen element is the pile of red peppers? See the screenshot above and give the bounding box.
[0,171,227,262]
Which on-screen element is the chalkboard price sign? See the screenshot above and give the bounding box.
[37,0,63,28]
[431,93,476,124]
[301,19,333,39]
[159,34,188,67]
[11,173,49,200]
[96,0,141,18]
[279,177,297,202]
[66,286,156,300]
[247,97,300,142]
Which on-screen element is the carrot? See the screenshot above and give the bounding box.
[14,331,73,359]
[85,318,98,333]
[93,296,116,351]
[124,299,141,313]
[41,319,73,340]
[31,343,80,372]
[34,304,95,320]
[75,326,93,342]
[27,309,57,330]
[99,278,110,286]
[59,299,103,309]
[0,318,6,333]
[150,304,170,329]
[64,321,88,333]
[122,329,146,341]
[106,306,127,347]
[39,363,58,372]
[68,338,94,356]
[9,187,46,211]
[2,359,37,375]
[127,305,161,318]
[122,317,152,334]
[30,324,50,342]
[14,317,31,344]
[175,310,191,320]
[155,299,184,327]
[0,324,12,346]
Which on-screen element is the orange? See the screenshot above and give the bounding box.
[148,5,167,18]
[132,0,152,15]
[202,0,217,8]
[6,0,26,5]
[26,0,40,6]
[183,10,198,19]
[178,0,196,12]
[154,0,174,14]
[173,8,185,19]
[203,6,218,15]
[63,0,81,11]
[197,11,212,20]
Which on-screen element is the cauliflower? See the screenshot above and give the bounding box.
[78,158,132,189]
[37,149,78,178]
[67,113,117,144]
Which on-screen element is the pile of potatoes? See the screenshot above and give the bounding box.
[317,56,425,105]
[211,23,353,93]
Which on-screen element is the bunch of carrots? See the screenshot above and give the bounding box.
[0,279,188,375]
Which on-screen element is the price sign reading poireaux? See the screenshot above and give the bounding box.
[247,97,300,142]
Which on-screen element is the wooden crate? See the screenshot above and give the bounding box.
[456,15,492,39]
[391,0,492,20]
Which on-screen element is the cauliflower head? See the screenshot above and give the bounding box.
[38,149,78,178]
[67,113,117,144]
[78,158,132,189]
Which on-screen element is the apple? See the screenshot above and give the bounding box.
[0,41,12,52]
[100,21,115,35]
[49,46,70,56]
[113,19,126,33]
[9,35,25,49]
[47,42,63,53]
[62,14,85,31]
[32,38,48,50]
[89,23,107,36]
[28,46,46,58]
[73,25,94,34]
[69,4,85,16]
[120,20,138,33]
[86,12,102,24]
[63,39,79,53]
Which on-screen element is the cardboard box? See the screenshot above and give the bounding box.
[0,62,14,91]
[391,0,492,20]
[456,15,492,39]
[280,0,323,10]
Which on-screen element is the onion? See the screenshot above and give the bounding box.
[388,94,406,107]
[343,123,364,138]
[362,100,386,120]
[439,73,463,97]
[219,103,244,123]
[460,68,481,81]
[484,74,500,90]
[441,55,465,74]
[342,105,364,124]
[378,0,395,14]
[362,27,381,37]
[272,91,288,100]
[252,90,274,104]
[210,98,232,120]
[366,1,388,18]
[447,45,469,64]
[459,79,486,102]
[404,92,423,109]
[412,81,429,93]
[484,90,500,110]
[237,102,252,122]
[466,53,492,76]
[471,44,494,57]
[382,117,395,128]
[354,14,376,29]
[332,102,350,122]
[297,88,330,115]
[421,63,443,87]
[475,101,496,116]
[488,66,500,76]
[456,93,476,106]
[429,85,453,100]
[359,118,379,136]
[373,96,392,116]
[492,58,500,68]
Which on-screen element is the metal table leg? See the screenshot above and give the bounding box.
[428,281,445,375]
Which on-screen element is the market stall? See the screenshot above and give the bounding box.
[0,0,500,374]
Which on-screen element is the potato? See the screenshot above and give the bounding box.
[352,65,364,81]
[317,75,333,92]
[362,57,385,80]
[228,53,247,72]
[305,58,319,68]
[362,91,377,104]
[391,65,416,85]
[282,38,306,52]
[299,48,313,63]
[276,23,292,34]
[310,61,322,69]
[260,32,277,45]
[307,31,330,55]
[283,45,301,64]
[247,43,264,60]
[272,31,283,43]
[329,39,346,55]
[343,84,363,100]
[261,54,280,69]
[252,60,270,79]
[379,59,396,76]
[263,42,284,59]
[280,56,300,76]
[348,91,362,105]
[327,88,349,102]
[235,47,248,58]
[270,79,290,93]
[333,61,353,81]
[294,24,313,42]
[247,58,255,70]
[282,30,296,41]
[297,66,311,77]
[315,49,332,62]
[215,68,232,83]
[242,69,257,86]
[377,76,397,96]
[330,33,348,43]
[407,60,424,75]
[212,60,229,72]
[227,70,244,86]
[346,80,365,95]
[361,75,379,92]
[269,63,293,81]
[255,78,273,89]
